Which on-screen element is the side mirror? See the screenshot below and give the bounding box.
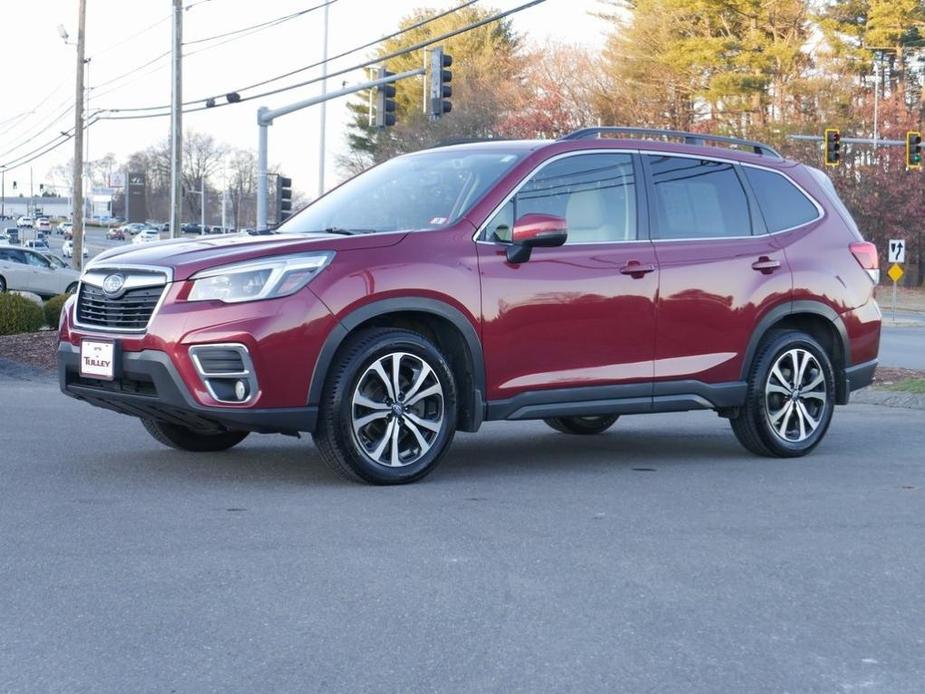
[506,213,568,264]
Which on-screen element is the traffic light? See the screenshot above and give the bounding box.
[375,68,396,128]
[276,175,292,224]
[905,130,922,170]
[824,128,841,167]
[427,47,453,118]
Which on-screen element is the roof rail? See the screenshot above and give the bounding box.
[560,127,781,158]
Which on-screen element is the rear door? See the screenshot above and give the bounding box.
[0,248,35,292]
[643,154,792,386]
[477,151,659,402]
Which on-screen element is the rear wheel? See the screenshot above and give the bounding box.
[0,275,6,293]
[544,415,619,435]
[65,282,78,295]
[313,328,457,485]
[141,419,249,452]
[731,330,835,457]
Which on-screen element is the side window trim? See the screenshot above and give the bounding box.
[475,149,644,245]
[733,163,766,236]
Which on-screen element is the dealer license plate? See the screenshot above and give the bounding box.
[79,340,115,380]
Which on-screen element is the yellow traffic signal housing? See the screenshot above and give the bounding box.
[906,131,922,170]
[824,128,841,167]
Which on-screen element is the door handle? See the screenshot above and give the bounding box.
[751,256,781,274]
[619,261,656,278]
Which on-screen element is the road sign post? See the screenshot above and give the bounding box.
[887,239,906,321]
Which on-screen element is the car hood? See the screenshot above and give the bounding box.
[85,231,407,281]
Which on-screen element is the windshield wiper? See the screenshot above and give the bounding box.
[322,227,380,236]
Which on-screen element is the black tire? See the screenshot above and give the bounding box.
[730,330,836,458]
[0,275,6,293]
[141,419,249,452]
[313,328,457,485]
[544,415,619,435]
[65,282,78,295]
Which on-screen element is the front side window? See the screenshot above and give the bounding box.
[24,251,50,269]
[280,149,527,235]
[743,167,820,232]
[646,155,751,239]
[486,153,637,244]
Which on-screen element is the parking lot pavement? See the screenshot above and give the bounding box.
[1,375,924,692]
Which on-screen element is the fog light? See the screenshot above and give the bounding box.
[234,380,248,401]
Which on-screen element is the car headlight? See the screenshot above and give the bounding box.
[187,252,334,303]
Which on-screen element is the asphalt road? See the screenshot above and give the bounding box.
[880,310,925,370]
[1,374,923,693]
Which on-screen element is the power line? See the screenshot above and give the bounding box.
[103,0,498,116]
[0,113,103,173]
[0,0,218,150]
[87,13,172,61]
[183,0,336,46]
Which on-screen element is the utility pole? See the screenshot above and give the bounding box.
[200,175,206,233]
[317,1,330,198]
[1,169,5,219]
[72,0,86,270]
[169,0,183,238]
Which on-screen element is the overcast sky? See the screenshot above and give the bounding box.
[0,0,608,201]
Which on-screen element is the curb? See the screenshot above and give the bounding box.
[851,387,925,410]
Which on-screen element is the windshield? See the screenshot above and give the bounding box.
[279,148,526,235]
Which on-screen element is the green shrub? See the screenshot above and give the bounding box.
[43,294,69,328]
[0,293,45,335]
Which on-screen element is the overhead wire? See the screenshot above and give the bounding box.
[102,0,537,119]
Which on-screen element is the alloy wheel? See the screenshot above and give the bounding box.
[764,348,828,443]
[351,352,445,468]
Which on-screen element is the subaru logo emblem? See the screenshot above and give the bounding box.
[102,273,125,295]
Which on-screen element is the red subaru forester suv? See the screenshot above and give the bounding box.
[58,128,881,484]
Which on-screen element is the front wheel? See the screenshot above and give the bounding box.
[544,415,619,435]
[313,328,457,485]
[142,419,249,452]
[731,330,835,457]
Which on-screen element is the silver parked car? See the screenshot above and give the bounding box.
[0,246,80,298]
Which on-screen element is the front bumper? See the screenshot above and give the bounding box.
[59,342,317,434]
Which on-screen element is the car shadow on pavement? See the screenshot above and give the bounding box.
[109,420,751,488]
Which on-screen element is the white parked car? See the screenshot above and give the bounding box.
[35,218,52,233]
[24,239,51,252]
[62,239,89,259]
[17,216,33,228]
[0,246,80,297]
[132,229,161,244]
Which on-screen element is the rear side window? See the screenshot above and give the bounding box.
[646,155,751,239]
[743,167,819,232]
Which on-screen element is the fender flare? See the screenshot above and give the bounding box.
[741,300,851,381]
[307,297,486,420]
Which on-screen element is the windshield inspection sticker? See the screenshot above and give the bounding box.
[429,217,449,225]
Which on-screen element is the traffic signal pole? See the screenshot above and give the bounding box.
[255,66,424,231]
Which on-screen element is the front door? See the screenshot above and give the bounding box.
[477,151,658,403]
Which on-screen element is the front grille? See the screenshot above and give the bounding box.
[76,283,164,331]
[194,348,246,374]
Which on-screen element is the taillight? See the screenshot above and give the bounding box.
[850,242,880,283]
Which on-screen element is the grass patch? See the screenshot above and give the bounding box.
[882,378,925,394]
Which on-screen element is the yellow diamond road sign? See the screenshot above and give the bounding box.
[888,264,904,283]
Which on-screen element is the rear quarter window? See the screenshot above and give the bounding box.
[743,167,820,232]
